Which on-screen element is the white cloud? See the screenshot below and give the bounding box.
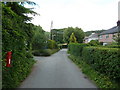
[27,0,119,32]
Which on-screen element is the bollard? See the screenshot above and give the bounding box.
[6,51,12,67]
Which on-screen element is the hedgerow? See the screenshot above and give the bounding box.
[2,2,36,88]
[82,47,120,81]
[68,43,120,87]
[105,45,120,48]
[2,52,35,88]
[68,43,89,56]
[32,49,59,56]
[47,40,58,49]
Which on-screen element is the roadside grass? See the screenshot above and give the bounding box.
[68,55,119,88]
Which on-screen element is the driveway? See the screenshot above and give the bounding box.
[19,49,97,88]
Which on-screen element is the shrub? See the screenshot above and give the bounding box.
[82,47,120,81]
[2,51,35,88]
[68,55,119,88]
[69,33,77,43]
[2,3,36,88]
[68,43,89,56]
[58,44,62,49]
[47,40,58,49]
[68,43,120,87]
[105,45,120,48]
[89,40,100,46]
[32,49,59,56]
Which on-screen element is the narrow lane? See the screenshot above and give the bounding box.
[19,49,97,88]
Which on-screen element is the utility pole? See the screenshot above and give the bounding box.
[50,20,53,40]
[118,1,120,21]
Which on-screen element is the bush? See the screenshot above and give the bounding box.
[68,43,89,56]
[82,47,120,81]
[32,49,59,56]
[47,40,58,49]
[105,45,120,48]
[69,55,119,88]
[58,44,62,49]
[2,3,36,88]
[68,43,120,87]
[2,51,35,88]
[89,40,100,46]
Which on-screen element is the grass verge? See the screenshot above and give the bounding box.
[68,55,119,88]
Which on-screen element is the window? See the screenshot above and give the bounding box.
[106,34,109,38]
[99,35,102,39]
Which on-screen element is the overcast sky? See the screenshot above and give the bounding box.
[27,0,119,32]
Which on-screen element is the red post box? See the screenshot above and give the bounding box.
[6,51,12,67]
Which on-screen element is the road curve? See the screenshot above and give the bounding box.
[19,49,97,88]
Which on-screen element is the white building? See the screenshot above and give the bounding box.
[84,33,99,43]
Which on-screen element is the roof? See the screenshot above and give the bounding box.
[88,33,98,38]
[100,26,120,35]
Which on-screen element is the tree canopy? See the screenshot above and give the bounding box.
[69,33,77,43]
[2,2,42,88]
[63,27,85,43]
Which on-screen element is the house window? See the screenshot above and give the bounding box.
[106,34,109,38]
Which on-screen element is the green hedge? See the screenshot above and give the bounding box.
[47,40,58,49]
[32,49,59,56]
[105,45,120,48]
[2,51,35,88]
[68,43,89,56]
[82,47,120,81]
[68,43,120,82]
[2,3,36,88]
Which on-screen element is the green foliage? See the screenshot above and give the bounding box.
[47,40,58,49]
[2,2,37,88]
[2,52,35,88]
[32,49,59,56]
[32,25,46,50]
[68,43,120,81]
[89,40,100,46]
[68,43,89,56]
[63,27,85,43]
[51,29,65,44]
[45,32,50,40]
[105,45,120,48]
[113,33,120,45]
[69,33,77,43]
[82,47,120,82]
[69,55,119,88]
[68,43,120,88]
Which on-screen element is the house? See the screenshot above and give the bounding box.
[84,36,89,43]
[84,33,99,43]
[99,21,120,45]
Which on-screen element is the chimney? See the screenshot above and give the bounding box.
[118,2,120,26]
[117,20,120,26]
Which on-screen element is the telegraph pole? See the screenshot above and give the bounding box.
[50,20,53,40]
[118,1,120,21]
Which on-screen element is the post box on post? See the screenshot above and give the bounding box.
[6,51,12,67]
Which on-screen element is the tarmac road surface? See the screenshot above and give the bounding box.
[19,49,97,88]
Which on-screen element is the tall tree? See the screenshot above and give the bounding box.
[51,29,65,44]
[2,2,38,88]
[32,25,46,50]
[69,33,77,43]
[63,27,85,43]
